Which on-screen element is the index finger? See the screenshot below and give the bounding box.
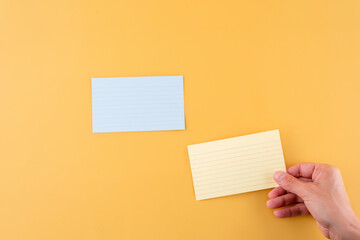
[287,163,317,179]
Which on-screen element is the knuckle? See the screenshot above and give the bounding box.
[318,163,331,170]
[320,164,340,175]
[332,166,340,173]
[329,165,340,175]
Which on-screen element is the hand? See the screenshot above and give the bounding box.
[267,163,360,240]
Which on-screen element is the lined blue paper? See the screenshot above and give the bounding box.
[91,76,185,133]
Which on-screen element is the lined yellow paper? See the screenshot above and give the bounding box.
[187,130,286,200]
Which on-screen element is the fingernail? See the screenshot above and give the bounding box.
[274,171,285,182]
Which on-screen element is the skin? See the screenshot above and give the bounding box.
[267,163,360,240]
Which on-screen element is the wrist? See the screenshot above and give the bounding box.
[344,220,360,240]
[331,214,360,240]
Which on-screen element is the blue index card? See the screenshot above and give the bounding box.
[91,76,185,133]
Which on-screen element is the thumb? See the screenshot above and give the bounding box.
[274,171,308,198]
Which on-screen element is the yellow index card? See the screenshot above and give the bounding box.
[187,130,286,200]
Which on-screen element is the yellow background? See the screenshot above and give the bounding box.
[1,0,360,239]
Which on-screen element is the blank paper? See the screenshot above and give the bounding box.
[91,76,185,133]
[187,130,286,200]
